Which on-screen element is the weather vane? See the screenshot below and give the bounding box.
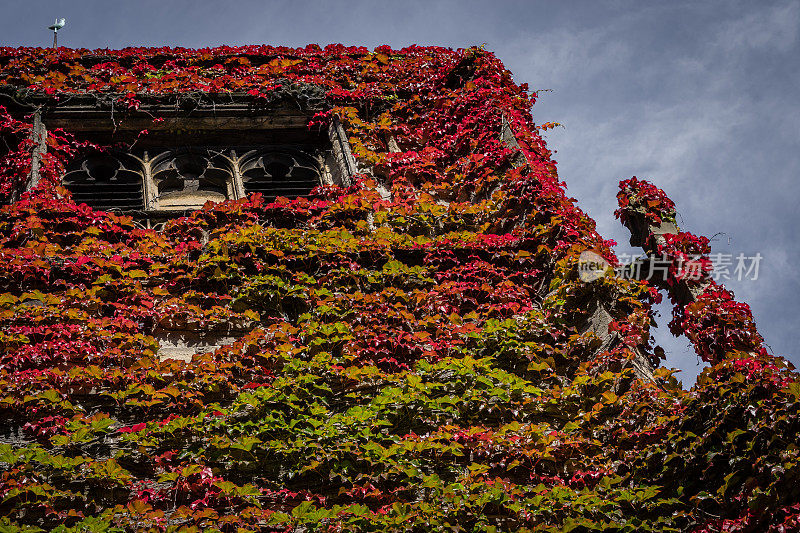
[47,18,66,48]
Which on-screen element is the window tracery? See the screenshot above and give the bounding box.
[149,149,234,210]
[238,148,322,202]
[61,143,339,214]
[17,102,359,216]
[62,152,145,211]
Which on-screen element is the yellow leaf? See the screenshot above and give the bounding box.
[601,391,618,404]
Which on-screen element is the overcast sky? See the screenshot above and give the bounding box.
[2,0,799,385]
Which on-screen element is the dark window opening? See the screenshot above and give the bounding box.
[239,149,322,202]
[19,103,358,216]
[63,152,145,211]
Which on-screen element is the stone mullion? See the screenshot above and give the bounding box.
[230,150,246,200]
[328,116,358,187]
[20,110,47,199]
[142,151,156,210]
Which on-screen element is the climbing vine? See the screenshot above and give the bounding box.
[0,44,796,532]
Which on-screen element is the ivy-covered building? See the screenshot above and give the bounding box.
[0,44,797,532]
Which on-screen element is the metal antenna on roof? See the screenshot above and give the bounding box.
[48,18,66,48]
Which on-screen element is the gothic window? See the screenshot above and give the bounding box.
[239,148,322,202]
[17,98,358,218]
[60,145,337,214]
[63,152,145,211]
[149,149,234,210]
